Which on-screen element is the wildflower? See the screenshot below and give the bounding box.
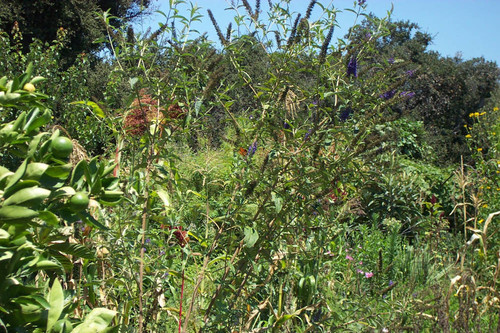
[339,108,353,122]
[494,107,499,111]
[357,269,364,274]
[319,24,334,64]
[405,69,416,77]
[346,255,354,261]
[465,134,472,138]
[400,91,415,98]
[358,261,363,265]
[248,141,258,157]
[145,238,151,244]
[474,112,480,117]
[347,56,357,77]
[365,272,374,278]
[380,90,396,100]
[483,204,488,208]
[478,219,484,224]
[480,112,486,116]
[304,129,312,141]
[477,148,483,152]
[492,132,496,135]
[388,280,394,286]
[283,121,290,129]
[358,0,366,5]
[388,57,395,64]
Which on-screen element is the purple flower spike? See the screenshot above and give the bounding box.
[304,129,312,141]
[339,108,353,122]
[347,56,357,77]
[400,91,415,99]
[380,90,396,100]
[405,69,416,77]
[248,141,258,157]
[388,57,395,64]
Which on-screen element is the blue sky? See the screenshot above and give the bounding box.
[139,0,500,64]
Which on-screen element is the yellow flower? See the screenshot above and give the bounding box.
[479,112,486,116]
[474,112,480,117]
[486,186,491,189]
[477,148,483,152]
[478,219,484,224]
[465,134,472,138]
[483,204,488,208]
[469,113,474,117]
[494,107,499,111]
[492,132,496,136]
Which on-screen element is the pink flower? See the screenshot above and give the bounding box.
[346,255,354,261]
[365,272,374,278]
[358,261,363,265]
[357,269,364,274]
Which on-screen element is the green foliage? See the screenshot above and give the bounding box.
[1,1,499,331]
[0,68,121,331]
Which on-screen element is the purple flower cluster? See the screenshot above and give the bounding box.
[347,56,357,77]
[304,129,312,141]
[400,91,415,98]
[339,108,353,122]
[388,57,395,64]
[380,90,396,100]
[358,0,366,5]
[248,141,258,157]
[405,69,416,77]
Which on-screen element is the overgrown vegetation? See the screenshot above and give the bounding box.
[1,0,499,332]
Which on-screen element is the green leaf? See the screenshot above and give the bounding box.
[49,242,94,259]
[25,162,49,180]
[71,101,105,119]
[2,180,39,199]
[5,159,28,191]
[72,308,117,333]
[25,109,51,134]
[70,160,87,189]
[35,260,61,270]
[129,77,139,89]
[38,211,59,226]
[44,164,72,179]
[46,279,64,332]
[271,192,283,213]
[243,226,259,248]
[0,205,38,223]
[3,187,50,207]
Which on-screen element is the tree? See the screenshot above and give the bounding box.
[348,17,500,164]
[0,0,152,66]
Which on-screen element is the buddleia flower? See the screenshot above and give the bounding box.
[347,56,357,77]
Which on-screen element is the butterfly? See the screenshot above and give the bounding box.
[238,147,247,156]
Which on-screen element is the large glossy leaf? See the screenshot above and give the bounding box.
[0,205,38,223]
[3,187,50,207]
[47,279,64,332]
[2,179,39,199]
[4,159,28,191]
[72,308,117,333]
[25,162,49,180]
